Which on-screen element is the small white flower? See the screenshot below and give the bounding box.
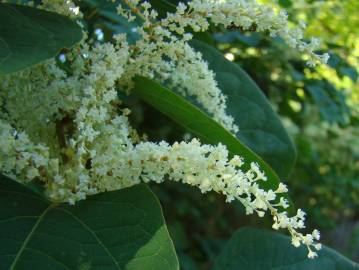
[275,183,288,193]
[312,229,321,241]
[308,249,318,259]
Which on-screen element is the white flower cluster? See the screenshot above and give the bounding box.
[168,0,330,65]
[0,120,57,182]
[120,0,329,64]
[0,0,326,258]
[116,0,329,132]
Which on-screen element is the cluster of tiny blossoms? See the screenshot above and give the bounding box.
[0,0,326,258]
[118,0,328,133]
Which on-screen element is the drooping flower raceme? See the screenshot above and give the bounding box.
[0,0,326,258]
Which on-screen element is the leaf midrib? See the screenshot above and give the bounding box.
[9,204,54,270]
[8,204,122,270]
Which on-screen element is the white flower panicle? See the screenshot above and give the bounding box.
[119,0,329,65]
[0,0,326,258]
[116,0,328,132]
[0,120,321,257]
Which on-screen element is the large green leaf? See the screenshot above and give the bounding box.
[0,175,179,270]
[213,228,359,270]
[0,3,82,75]
[190,40,296,179]
[133,76,291,205]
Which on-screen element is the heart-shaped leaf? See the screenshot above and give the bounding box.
[0,175,179,270]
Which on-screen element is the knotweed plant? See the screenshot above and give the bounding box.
[0,0,329,259]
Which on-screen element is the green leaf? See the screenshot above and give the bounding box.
[0,175,179,270]
[306,80,350,125]
[213,32,262,47]
[133,76,292,206]
[149,0,176,19]
[0,3,82,75]
[190,40,296,179]
[213,228,359,270]
[339,66,358,82]
[278,0,293,8]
